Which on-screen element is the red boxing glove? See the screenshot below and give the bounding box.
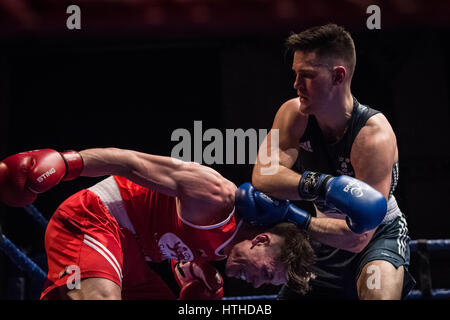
[0,149,83,207]
[171,260,224,300]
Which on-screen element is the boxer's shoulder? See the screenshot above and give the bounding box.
[365,112,393,130]
[355,113,396,150]
[351,113,397,176]
[277,98,303,118]
[274,98,308,138]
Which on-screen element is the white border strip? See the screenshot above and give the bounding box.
[178,207,236,230]
[88,176,136,234]
[83,234,123,282]
[215,219,243,258]
[397,215,408,259]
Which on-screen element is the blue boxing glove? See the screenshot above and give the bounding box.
[235,182,312,230]
[298,171,387,233]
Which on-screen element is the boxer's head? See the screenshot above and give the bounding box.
[285,24,356,114]
[225,222,315,294]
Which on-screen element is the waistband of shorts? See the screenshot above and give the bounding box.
[87,176,137,234]
[382,195,402,224]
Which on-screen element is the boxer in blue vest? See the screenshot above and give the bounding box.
[249,24,415,300]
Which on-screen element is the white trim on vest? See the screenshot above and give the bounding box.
[87,176,137,234]
[177,207,236,230]
[215,219,243,258]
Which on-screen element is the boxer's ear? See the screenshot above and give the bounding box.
[332,66,346,84]
[250,234,270,248]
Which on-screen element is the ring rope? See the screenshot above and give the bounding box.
[222,289,450,300]
[23,204,48,232]
[409,239,450,252]
[0,234,47,283]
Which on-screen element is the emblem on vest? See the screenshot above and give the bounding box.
[158,233,194,262]
[300,140,313,152]
[337,157,354,176]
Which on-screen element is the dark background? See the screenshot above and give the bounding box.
[0,0,449,299]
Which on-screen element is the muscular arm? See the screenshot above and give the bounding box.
[307,114,397,252]
[250,99,371,251]
[307,214,373,252]
[80,148,236,225]
[252,98,307,200]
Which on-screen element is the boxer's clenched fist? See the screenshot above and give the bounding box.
[0,149,83,207]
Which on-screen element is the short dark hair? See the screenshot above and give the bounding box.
[268,222,316,295]
[285,24,356,76]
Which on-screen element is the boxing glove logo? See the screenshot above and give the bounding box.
[343,181,369,198]
[36,168,56,183]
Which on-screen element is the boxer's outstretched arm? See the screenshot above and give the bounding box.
[0,147,235,223]
[80,148,236,225]
[80,148,184,196]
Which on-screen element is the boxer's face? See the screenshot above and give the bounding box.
[292,50,335,114]
[225,233,287,288]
